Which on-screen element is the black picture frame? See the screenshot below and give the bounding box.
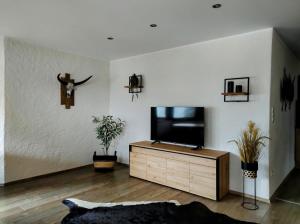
[223,77,250,102]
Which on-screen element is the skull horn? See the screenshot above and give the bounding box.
[74,75,93,86]
[57,73,68,85]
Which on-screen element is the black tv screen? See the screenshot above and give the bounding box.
[151,107,204,147]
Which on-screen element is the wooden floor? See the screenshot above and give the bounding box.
[0,164,299,224]
[276,169,300,205]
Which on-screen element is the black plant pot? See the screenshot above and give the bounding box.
[241,161,258,178]
[93,151,117,171]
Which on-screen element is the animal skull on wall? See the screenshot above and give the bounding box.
[57,73,93,109]
[280,68,295,111]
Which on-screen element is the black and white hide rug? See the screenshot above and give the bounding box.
[61,198,256,224]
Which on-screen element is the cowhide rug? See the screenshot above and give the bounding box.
[61,198,256,224]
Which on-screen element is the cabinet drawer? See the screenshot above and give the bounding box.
[190,163,216,179]
[130,152,147,179]
[189,157,216,168]
[147,156,166,185]
[131,151,147,163]
[190,180,216,200]
[166,159,189,191]
[189,163,216,200]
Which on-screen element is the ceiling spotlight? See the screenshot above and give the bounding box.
[150,24,158,28]
[212,4,222,9]
[107,37,114,40]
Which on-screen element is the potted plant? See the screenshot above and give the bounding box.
[229,121,269,178]
[92,115,125,170]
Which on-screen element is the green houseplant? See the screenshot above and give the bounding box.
[92,115,125,170]
[229,121,269,178]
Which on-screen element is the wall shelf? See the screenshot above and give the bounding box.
[223,77,250,102]
[124,85,144,89]
[221,92,248,96]
[125,74,143,102]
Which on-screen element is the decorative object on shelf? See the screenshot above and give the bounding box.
[57,73,93,109]
[280,67,295,111]
[92,115,125,170]
[222,77,250,102]
[236,85,243,93]
[229,121,270,210]
[124,74,143,102]
[227,81,234,93]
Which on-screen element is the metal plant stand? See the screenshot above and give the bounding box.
[242,173,259,210]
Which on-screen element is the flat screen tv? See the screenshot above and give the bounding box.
[151,107,205,147]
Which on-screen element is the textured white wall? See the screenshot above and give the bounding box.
[109,29,273,199]
[269,31,300,196]
[0,37,4,184]
[4,38,110,183]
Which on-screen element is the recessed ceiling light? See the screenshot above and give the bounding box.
[212,4,222,9]
[107,37,114,40]
[150,24,158,28]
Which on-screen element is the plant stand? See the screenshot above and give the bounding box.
[242,173,259,210]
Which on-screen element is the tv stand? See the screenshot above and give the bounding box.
[129,141,229,201]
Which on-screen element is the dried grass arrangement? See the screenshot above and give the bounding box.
[229,121,269,163]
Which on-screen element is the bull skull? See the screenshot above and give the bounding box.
[65,82,75,97]
[57,73,93,98]
[57,73,93,109]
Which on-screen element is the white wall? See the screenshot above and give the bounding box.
[3,38,110,183]
[109,29,273,199]
[0,37,5,184]
[269,31,300,196]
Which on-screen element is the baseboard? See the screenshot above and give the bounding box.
[0,163,94,187]
[270,167,295,202]
[229,190,270,204]
[0,162,130,187]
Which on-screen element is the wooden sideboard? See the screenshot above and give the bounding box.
[129,141,229,201]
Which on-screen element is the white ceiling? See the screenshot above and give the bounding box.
[0,0,299,60]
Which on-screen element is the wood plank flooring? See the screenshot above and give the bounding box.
[0,164,299,224]
[276,169,300,205]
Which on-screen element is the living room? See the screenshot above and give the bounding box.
[0,1,300,223]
